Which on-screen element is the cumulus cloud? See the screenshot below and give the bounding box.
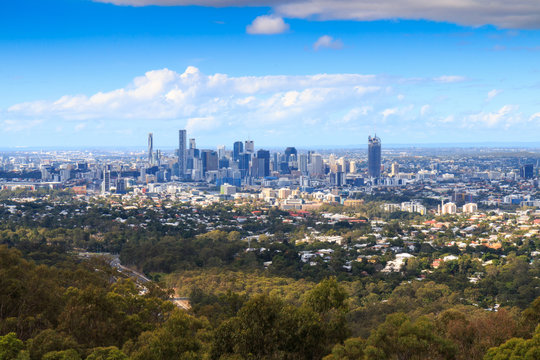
[6,66,529,141]
[313,35,343,50]
[2,119,43,132]
[94,0,540,29]
[381,108,398,119]
[341,106,372,123]
[246,15,289,34]
[466,105,520,127]
[433,75,466,83]
[420,104,430,116]
[5,66,387,135]
[486,89,502,100]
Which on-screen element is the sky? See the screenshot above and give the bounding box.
[2,0,540,149]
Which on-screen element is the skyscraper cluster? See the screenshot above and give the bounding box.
[143,130,385,187]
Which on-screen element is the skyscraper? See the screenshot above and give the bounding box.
[101,168,111,193]
[256,149,270,177]
[284,147,297,162]
[245,140,254,154]
[520,164,534,179]
[178,130,186,178]
[368,135,381,178]
[233,141,243,161]
[147,133,153,164]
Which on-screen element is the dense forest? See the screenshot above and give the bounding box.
[0,196,539,359]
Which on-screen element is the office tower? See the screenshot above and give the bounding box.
[101,168,111,193]
[218,158,230,169]
[178,130,186,178]
[307,150,314,164]
[337,157,348,173]
[368,135,382,178]
[189,138,196,149]
[147,133,153,164]
[245,140,254,153]
[299,154,308,174]
[251,157,266,178]
[239,153,251,178]
[391,162,399,177]
[217,145,226,159]
[233,141,243,161]
[256,149,270,177]
[284,147,297,162]
[116,178,126,194]
[330,172,344,187]
[350,161,357,174]
[201,150,218,174]
[309,154,323,176]
[520,164,534,179]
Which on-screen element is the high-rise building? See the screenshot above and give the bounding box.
[201,150,218,174]
[101,168,111,193]
[368,135,382,178]
[233,141,243,161]
[520,164,534,179]
[256,149,270,177]
[462,203,478,213]
[147,133,153,164]
[189,138,196,149]
[349,161,357,174]
[239,153,251,178]
[217,145,226,159]
[441,202,457,215]
[284,147,297,162]
[391,162,399,177]
[299,154,308,174]
[308,154,323,176]
[178,130,186,178]
[245,140,254,154]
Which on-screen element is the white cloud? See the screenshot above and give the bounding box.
[7,66,524,143]
[342,106,372,123]
[2,119,43,132]
[93,0,540,29]
[246,15,289,34]
[5,67,385,132]
[433,75,466,83]
[466,105,520,127]
[186,116,220,133]
[381,108,398,119]
[313,35,343,50]
[486,89,502,100]
[529,112,540,121]
[420,104,430,116]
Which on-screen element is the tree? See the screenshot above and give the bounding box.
[484,325,540,360]
[125,310,203,360]
[26,329,79,360]
[41,349,80,360]
[323,337,366,360]
[85,347,128,360]
[0,333,27,360]
[304,277,349,348]
[366,313,456,360]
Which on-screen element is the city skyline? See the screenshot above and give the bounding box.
[2,1,540,147]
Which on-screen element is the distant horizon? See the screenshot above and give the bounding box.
[2,140,540,153]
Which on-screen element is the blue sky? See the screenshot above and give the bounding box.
[2,0,540,148]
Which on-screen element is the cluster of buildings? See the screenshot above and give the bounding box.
[0,131,539,216]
